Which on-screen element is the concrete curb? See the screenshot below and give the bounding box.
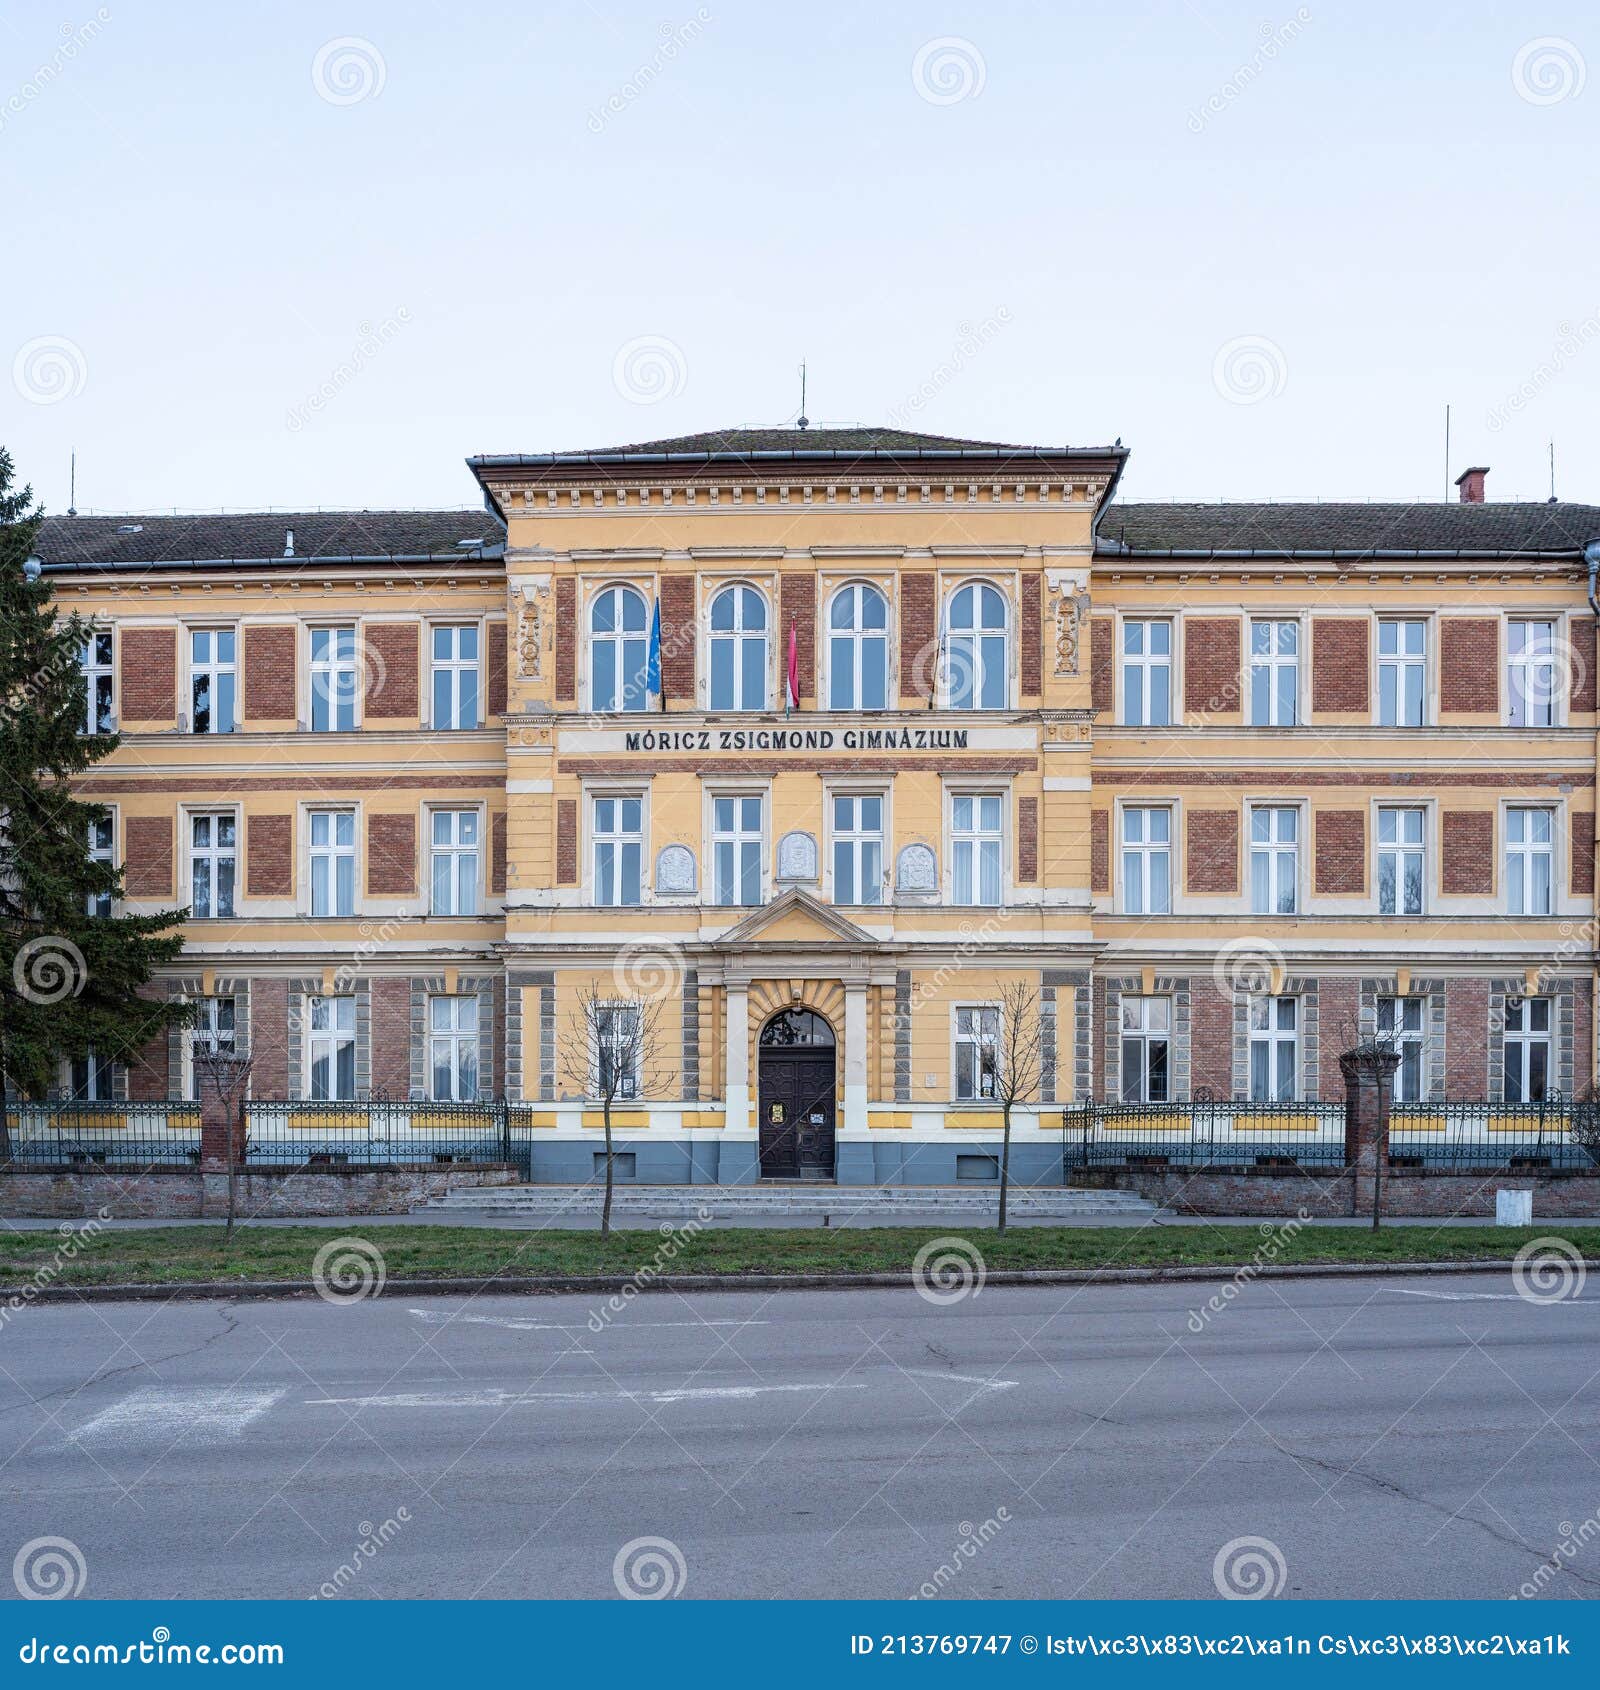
[10,1255,1592,1306]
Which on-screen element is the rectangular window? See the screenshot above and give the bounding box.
[1121,620,1172,726]
[1119,996,1171,1103]
[428,995,479,1102]
[87,815,114,917]
[711,795,764,906]
[1249,620,1298,726]
[954,1005,1000,1100]
[430,625,480,730]
[1502,997,1552,1103]
[80,630,114,734]
[309,810,356,917]
[68,1053,116,1103]
[592,795,643,907]
[594,1001,641,1098]
[188,997,237,1101]
[1507,619,1558,728]
[1377,807,1425,915]
[306,995,356,1101]
[1376,996,1424,1104]
[1249,806,1298,915]
[1506,806,1554,915]
[951,793,1003,906]
[309,626,358,732]
[1248,996,1298,1101]
[1377,618,1426,727]
[1120,805,1171,914]
[430,810,480,916]
[189,629,236,734]
[832,793,884,906]
[189,812,236,919]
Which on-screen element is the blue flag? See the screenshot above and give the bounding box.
[647,596,662,707]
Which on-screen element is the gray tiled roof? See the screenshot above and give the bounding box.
[471,426,1124,465]
[1099,501,1600,560]
[36,510,504,571]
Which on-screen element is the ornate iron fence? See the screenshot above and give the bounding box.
[1388,1098,1598,1171]
[243,1100,524,1171]
[1062,1098,1348,1171]
[0,1101,203,1167]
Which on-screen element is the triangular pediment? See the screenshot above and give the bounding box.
[715,888,876,948]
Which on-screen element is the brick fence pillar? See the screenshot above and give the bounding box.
[1340,1045,1400,1224]
[198,1086,242,1169]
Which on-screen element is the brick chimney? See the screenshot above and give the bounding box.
[1454,465,1489,504]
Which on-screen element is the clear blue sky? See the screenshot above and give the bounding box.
[2,0,1594,513]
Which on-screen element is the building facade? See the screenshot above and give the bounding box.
[33,431,1600,1183]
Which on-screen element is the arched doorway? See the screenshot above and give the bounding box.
[757,1009,837,1180]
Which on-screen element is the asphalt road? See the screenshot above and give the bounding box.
[1,1273,1597,1601]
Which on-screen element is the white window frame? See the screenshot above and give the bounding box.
[1376,805,1426,916]
[828,788,887,906]
[65,1051,117,1103]
[1249,804,1299,916]
[429,622,481,730]
[591,999,642,1099]
[305,993,356,1101]
[1505,805,1555,916]
[427,994,480,1102]
[187,809,237,919]
[952,1004,1001,1101]
[1376,996,1425,1104]
[588,584,650,715]
[949,789,1005,907]
[1248,619,1298,726]
[1248,996,1298,1101]
[87,812,115,917]
[1507,618,1561,729]
[429,807,481,916]
[1119,803,1172,915]
[590,790,645,908]
[1119,995,1172,1104]
[308,808,357,918]
[708,789,767,907]
[188,627,237,735]
[826,582,890,711]
[1120,618,1173,727]
[707,583,769,712]
[80,628,115,735]
[1502,997,1553,1103]
[187,996,237,1102]
[1377,617,1428,728]
[308,625,359,732]
[942,580,1010,711]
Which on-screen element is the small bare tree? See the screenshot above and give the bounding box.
[558,988,673,1237]
[194,1047,254,1241]
[979,980,1047,1234]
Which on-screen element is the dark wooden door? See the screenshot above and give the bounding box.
[758,1052,836,1179]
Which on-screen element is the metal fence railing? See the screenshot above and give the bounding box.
[1062,1099,1349,1171]
[0,1101,203,1168]
[243,1100,523,1171]
[1388,1098,1599,1171]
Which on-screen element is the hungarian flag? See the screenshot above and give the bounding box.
[786,618,799,715]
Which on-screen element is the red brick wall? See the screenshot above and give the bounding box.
[1571,809,1595,897]
[1440,618,1498,714]
[1577,985,1594,1098]
[1189,979,1234,1099]
[554,578,576,702]
[1314,810,1365,895]
[367,813,416,897]
[1311,619,1369,714]
[1183,616,1241,717]
[1016,796,1038,882]
[120,627,177,723]
[556,798,578,886]
[1186,808,1239,893]
[1441,811,1493,894]
[1019,571,1042,699]
[491,811,507,895]
[1444,977,1490,1097]
[780,573,815,707]
[659,574,696,703]
[243,624,297,723]
[1317,977,1361,1098]
[486,622,507,718]
[1090,618,1113,713]
[250,977,290,1100]
[123,814,174,898]
[369,977,411,1100]
[125,1015,171,1102]
[365,623,418,720]
[899,572,935,704]
[1090,809,1109,894]
[1571,617,1597,714]
[246,813,293,897]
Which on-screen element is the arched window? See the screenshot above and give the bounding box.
[945,582,1009,709]
[709,586,768,711]
[827,584,888,710]
[590,586,649,713]
[759,1008,835,1048]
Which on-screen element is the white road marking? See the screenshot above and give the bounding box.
[69,1387,286,1449]
[306,1381,869,1409]
[406,1309,770,1334]
[902,1368,1018,1391]
[1383,1289,1597,1304]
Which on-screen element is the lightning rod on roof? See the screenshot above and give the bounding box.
[1442,403,1450,502]
[1550,441,1558,503]
[796,361,808,430]
[68,451,76,517]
